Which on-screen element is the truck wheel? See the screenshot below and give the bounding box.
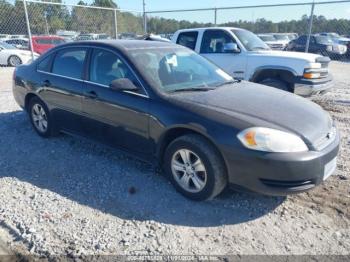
[163,134,227,201]
[259,78,291,92]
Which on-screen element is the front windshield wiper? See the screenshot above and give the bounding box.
[251,47,270,50]
[169,87,216,93]
[215,80,241,87]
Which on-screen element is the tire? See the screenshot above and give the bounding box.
[28,97,53,138]
[163,134,227,201]
[7,55,22,67]
[259,78,290,92]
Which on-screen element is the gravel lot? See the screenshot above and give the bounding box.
[0,63,349,259]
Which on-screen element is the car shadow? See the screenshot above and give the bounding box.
[0,110,285,227]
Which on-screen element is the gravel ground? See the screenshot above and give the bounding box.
[0,63,349,259]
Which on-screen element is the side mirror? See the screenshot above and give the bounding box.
[110,78,138,91]
[224,43,240,53]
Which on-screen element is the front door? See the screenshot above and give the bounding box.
[82,48,151,155]
[200,29,246,80]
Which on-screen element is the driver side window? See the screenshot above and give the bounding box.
[89,48,137,87]
[200,30,236,54]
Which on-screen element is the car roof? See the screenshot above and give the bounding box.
[176,27,245,32]
[32,35,64,39]
[55,40,178,52]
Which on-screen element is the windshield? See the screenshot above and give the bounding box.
[129,47,234,93]
[274,35,289,41]
[259,35,276,42]
[0,42,15,49]
[316,36,334,44]
[232,29,270,51]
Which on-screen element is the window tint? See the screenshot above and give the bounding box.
[89,49,137,87]
[52,48,87,79]
[36,39,52,44]
[297,36,307,44]
[52,39,65,45]
[200,30,236,53]
[176,31,198,50]
[37,55,52,72]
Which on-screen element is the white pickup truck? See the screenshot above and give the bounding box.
[172,27,333,96]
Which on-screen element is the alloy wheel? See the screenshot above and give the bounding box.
[31,103,48,133]
[171,149,207,193]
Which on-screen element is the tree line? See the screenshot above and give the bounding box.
[1,0,349,37]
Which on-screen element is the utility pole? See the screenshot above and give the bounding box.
[143,0,147,34]
[305,0,315,53]
[23,0,34,60]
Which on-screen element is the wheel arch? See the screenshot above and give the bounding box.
[24,93,41,112]
[250,66,297,87]
[156,126,228,176]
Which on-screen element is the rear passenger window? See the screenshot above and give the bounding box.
[176,32,198,50]
[52,48,87,79]
[36,39,51,44]
[37,55,52,72]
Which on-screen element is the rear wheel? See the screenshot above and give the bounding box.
[259,78,291,92]
[163,134,227,201]
[8,55,22,67]
[28,97,53,138]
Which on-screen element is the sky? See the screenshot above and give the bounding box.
[64,0,350,23]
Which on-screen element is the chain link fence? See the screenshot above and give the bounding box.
[145,0,350,61]
[0,0,144,63]
[0,0,350,64]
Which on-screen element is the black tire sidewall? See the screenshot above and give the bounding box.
[259,78,290,92]
[164,138,219,201]
[28,97,52,138]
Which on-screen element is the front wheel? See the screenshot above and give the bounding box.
[8,55,22,67]
[163,134,227,201]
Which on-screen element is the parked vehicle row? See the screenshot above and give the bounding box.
[257,32,349,59]
[0,42,38,66]
[286,34,348,59]
[13,40,340,201]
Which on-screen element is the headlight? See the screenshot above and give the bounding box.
[326,45,333,52]
[237,127,308,153]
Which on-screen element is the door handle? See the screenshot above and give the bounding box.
[84,91,98,99]
[42,80,51,87]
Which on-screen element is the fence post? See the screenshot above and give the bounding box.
[23,0,34,60]
[214,8,217,26]
[143,0,147,34]
[114,9,118,39]
[305,1,315,53]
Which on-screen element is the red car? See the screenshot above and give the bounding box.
[31,36,66,55]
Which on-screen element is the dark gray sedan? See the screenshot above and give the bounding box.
[12,40,340,201]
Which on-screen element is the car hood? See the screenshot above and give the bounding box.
[168,82,332,146]
[249,50,321,62]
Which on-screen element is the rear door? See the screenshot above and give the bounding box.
[176,31,199,51]
[82,47,151,154]
[37,47,88,133]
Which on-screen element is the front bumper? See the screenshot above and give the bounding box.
[222,131,340,196]
[294,75,334,96]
